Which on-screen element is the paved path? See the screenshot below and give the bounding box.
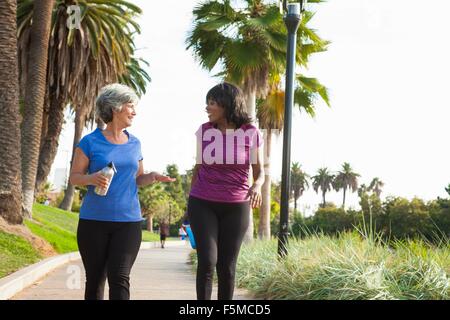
[12,241,254,300]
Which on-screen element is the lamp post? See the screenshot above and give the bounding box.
[278,1,306,258]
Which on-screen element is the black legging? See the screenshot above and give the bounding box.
[187,196,250,300]
[77,219,142,300]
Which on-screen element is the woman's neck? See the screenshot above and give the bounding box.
[215,119,236,132]
[103,122,125,140]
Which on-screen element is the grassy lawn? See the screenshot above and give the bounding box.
[142,230,160,242]
[24,204,79,254]
[0,231,41,278]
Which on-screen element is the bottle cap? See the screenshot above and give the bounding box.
[108,161,117,173]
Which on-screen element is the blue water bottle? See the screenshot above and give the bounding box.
[185,225,196,249]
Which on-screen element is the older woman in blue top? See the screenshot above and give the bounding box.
[70,83,175,300]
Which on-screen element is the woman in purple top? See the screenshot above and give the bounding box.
[188,82,264,300]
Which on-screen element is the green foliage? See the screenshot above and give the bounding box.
[383,197,435,239]
[181,167,194,202]
[51,189,82,212]
[186,0,328,93]
[0,231,42,278]
[291,195,450,242]
[312,205,355,234]
[35,182,54,204]
[164,164,186,211]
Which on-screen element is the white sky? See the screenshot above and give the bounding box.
[51,0,450,216]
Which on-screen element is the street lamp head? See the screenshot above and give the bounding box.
[280,0,308,14]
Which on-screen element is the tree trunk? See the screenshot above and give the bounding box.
[21,0,55,218]
[244,89,257,123]
[342,187,347,209]
[0,0,23,224]
[322,191,326,208]
[59,107,85,211]
[35,93,66,191]
[242,89,257,243]
[146,214,154,232]
[258,131,271,239]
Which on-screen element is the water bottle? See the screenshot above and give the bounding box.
[185,224,196,249]
[94,161,117,196]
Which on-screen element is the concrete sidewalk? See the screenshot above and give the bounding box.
[11,241,254,300]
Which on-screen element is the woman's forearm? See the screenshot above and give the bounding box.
[136,172,157,187]
[252,165,265,188]
[70,173,92,186]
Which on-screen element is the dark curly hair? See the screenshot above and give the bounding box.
[206,82,251,128]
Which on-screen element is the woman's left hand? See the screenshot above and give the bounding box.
[246,185,262,209]
[154,173,176,183]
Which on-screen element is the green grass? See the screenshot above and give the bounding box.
[24,204,79,254]
[190,232,450,300]
[32,203,79,234]
[142,230,160,242]
[0,231,41,278]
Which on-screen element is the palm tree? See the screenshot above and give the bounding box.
[312,167,334,208]
[187,0,327,120]
[291,162,309,213]
[20,0,55,218]
[139,183,166,232]
[0,0,23,224]
[187,0,328,241]
[256,74,329,238]
[17,0,148,212]
[333,162,360,208]
[368,177,384,198]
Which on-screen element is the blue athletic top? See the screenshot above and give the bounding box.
[77,128,143,222]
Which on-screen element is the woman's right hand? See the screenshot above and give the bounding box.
[88,172,110,189]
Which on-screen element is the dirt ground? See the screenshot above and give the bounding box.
[0,217,57,257]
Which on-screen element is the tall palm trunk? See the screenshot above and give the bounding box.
[293,184,299,213]
[59,107,85,211]
[243,89,257,242]
[258,131,271,239]
[322,190,326,208]
[0,0,23,224]
[342,186,347,209]
[35,92,66,191]
[21,0,55,218]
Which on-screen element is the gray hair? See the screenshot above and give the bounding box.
[96,83,139,123]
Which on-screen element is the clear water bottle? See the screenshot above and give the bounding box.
[94,161,117,196]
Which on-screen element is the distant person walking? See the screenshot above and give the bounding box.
[159,222,170,248]
[188,82,264,300]
[178,225,187,241]
[70,83,175,300]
